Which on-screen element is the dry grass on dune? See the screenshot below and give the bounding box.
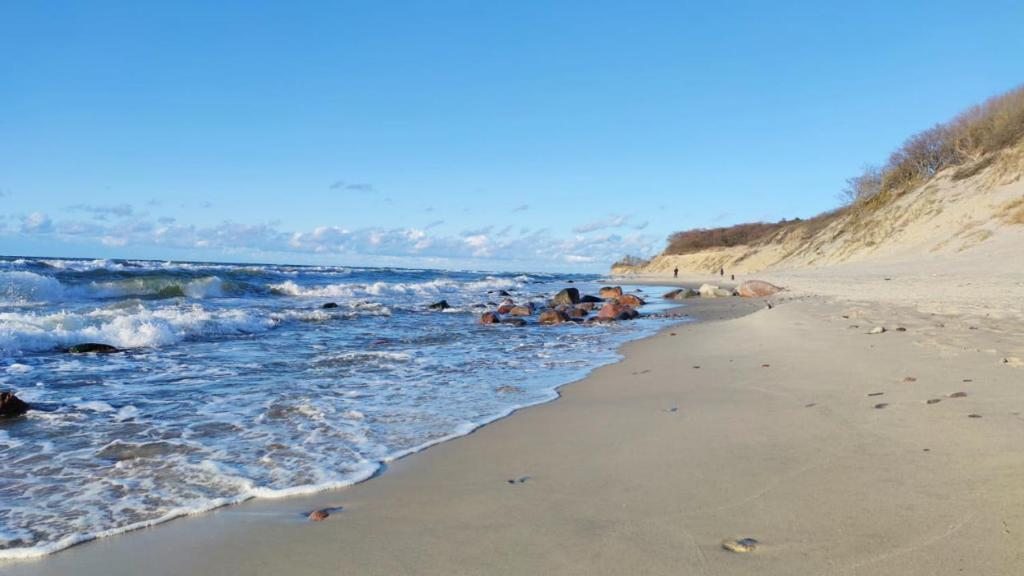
[652,84,1024,260]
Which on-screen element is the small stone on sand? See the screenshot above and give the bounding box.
[868,326,886,334]
[968,413,982,418]
[506,476,530,484]
[903,376,918,383]
[867,392,884,397]
[761,364,770,368]
[874,403,889,409]
[805,402,817,408]
[308,509,330,522]
[926,398,941,404]
[722,538,759,553]
[692,365,700,369]
[949,391,968,398]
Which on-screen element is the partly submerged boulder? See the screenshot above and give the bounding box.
[502,318,527,327]
[508,304,534,316]
[598,286,623,299]
[736,280,783,298]
[617,294,646,308]
[567,307,589,319]
[67,343,120,354]
[538,310,570,325]
[0,391,30,419]
[497,303,515,314]
[580,294,603,304]
[428,300,451,311]
[597,301,635,320]
[321,302,339,309]
[551,288,580,306]
[479,312,501,325]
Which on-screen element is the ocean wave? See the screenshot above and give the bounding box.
[0,304,279,355]
[268,276,524,301]
[0,271,65,305]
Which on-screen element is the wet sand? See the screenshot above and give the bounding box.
[7,292,1024,575]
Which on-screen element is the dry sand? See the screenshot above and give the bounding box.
[6,283,1024,575]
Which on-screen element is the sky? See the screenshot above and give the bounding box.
[2,1,1023,272]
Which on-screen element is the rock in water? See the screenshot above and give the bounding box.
[428,300,451,311]
[598,286,623,299]
[0,391,30,418]
[502,318,527,327]
[321,302,339,309]
[579,294,603,303]
[538,310,570,325]
[479,312,501,325]
[722,538,759,553]
[67,343,120,354]
[551,288,580,306]
[508,304,533,316]
[617,294,645,307]
[736,280,783,298]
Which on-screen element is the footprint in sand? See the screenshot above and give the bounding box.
[664,406,679,413]
[722,538,759,553]
[903,376,918,383]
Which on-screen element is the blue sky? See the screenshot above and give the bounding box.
[2,1,1023,272]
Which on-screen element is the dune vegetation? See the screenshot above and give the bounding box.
[651,84,1024,261]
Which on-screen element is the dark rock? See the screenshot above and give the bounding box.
[321,302,339,309]
[551,288,580,306]
[67,343,120,354]
[428,300,451,311]
[538,310,570,325]
[580,295,603,303]
[498,290,512,297]
[502,318,527,327]
[0,391,30,419]
[480,312,501,325]
[663,288,699,300]
[598,286,623,299]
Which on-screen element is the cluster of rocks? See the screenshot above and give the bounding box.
[662,280,782,301]
[478,286,646,327]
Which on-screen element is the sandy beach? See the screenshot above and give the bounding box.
[6,275,1023,576]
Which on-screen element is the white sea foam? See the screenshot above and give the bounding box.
[0,271,65,304]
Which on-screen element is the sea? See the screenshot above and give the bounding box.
[0,256,681,559]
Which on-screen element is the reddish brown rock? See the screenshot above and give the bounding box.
[736,280,783,298]
[597,301,629,320]
[567,307,589,319]
[0,391,30,418]
[480,312,501,325]
[538,310,570,325]
[497,303,515,314]
[576,302,596,312]
[599,286,623,299]
[617,294,646,308]
[308,509,330,522]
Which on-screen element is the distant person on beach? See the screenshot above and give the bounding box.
[673,267,678,278]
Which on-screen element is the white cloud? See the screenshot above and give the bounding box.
[572,214,631,234]
[21,212,53,233]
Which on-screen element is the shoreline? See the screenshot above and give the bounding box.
[1,288,758,567]
[8,291,1024,575]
